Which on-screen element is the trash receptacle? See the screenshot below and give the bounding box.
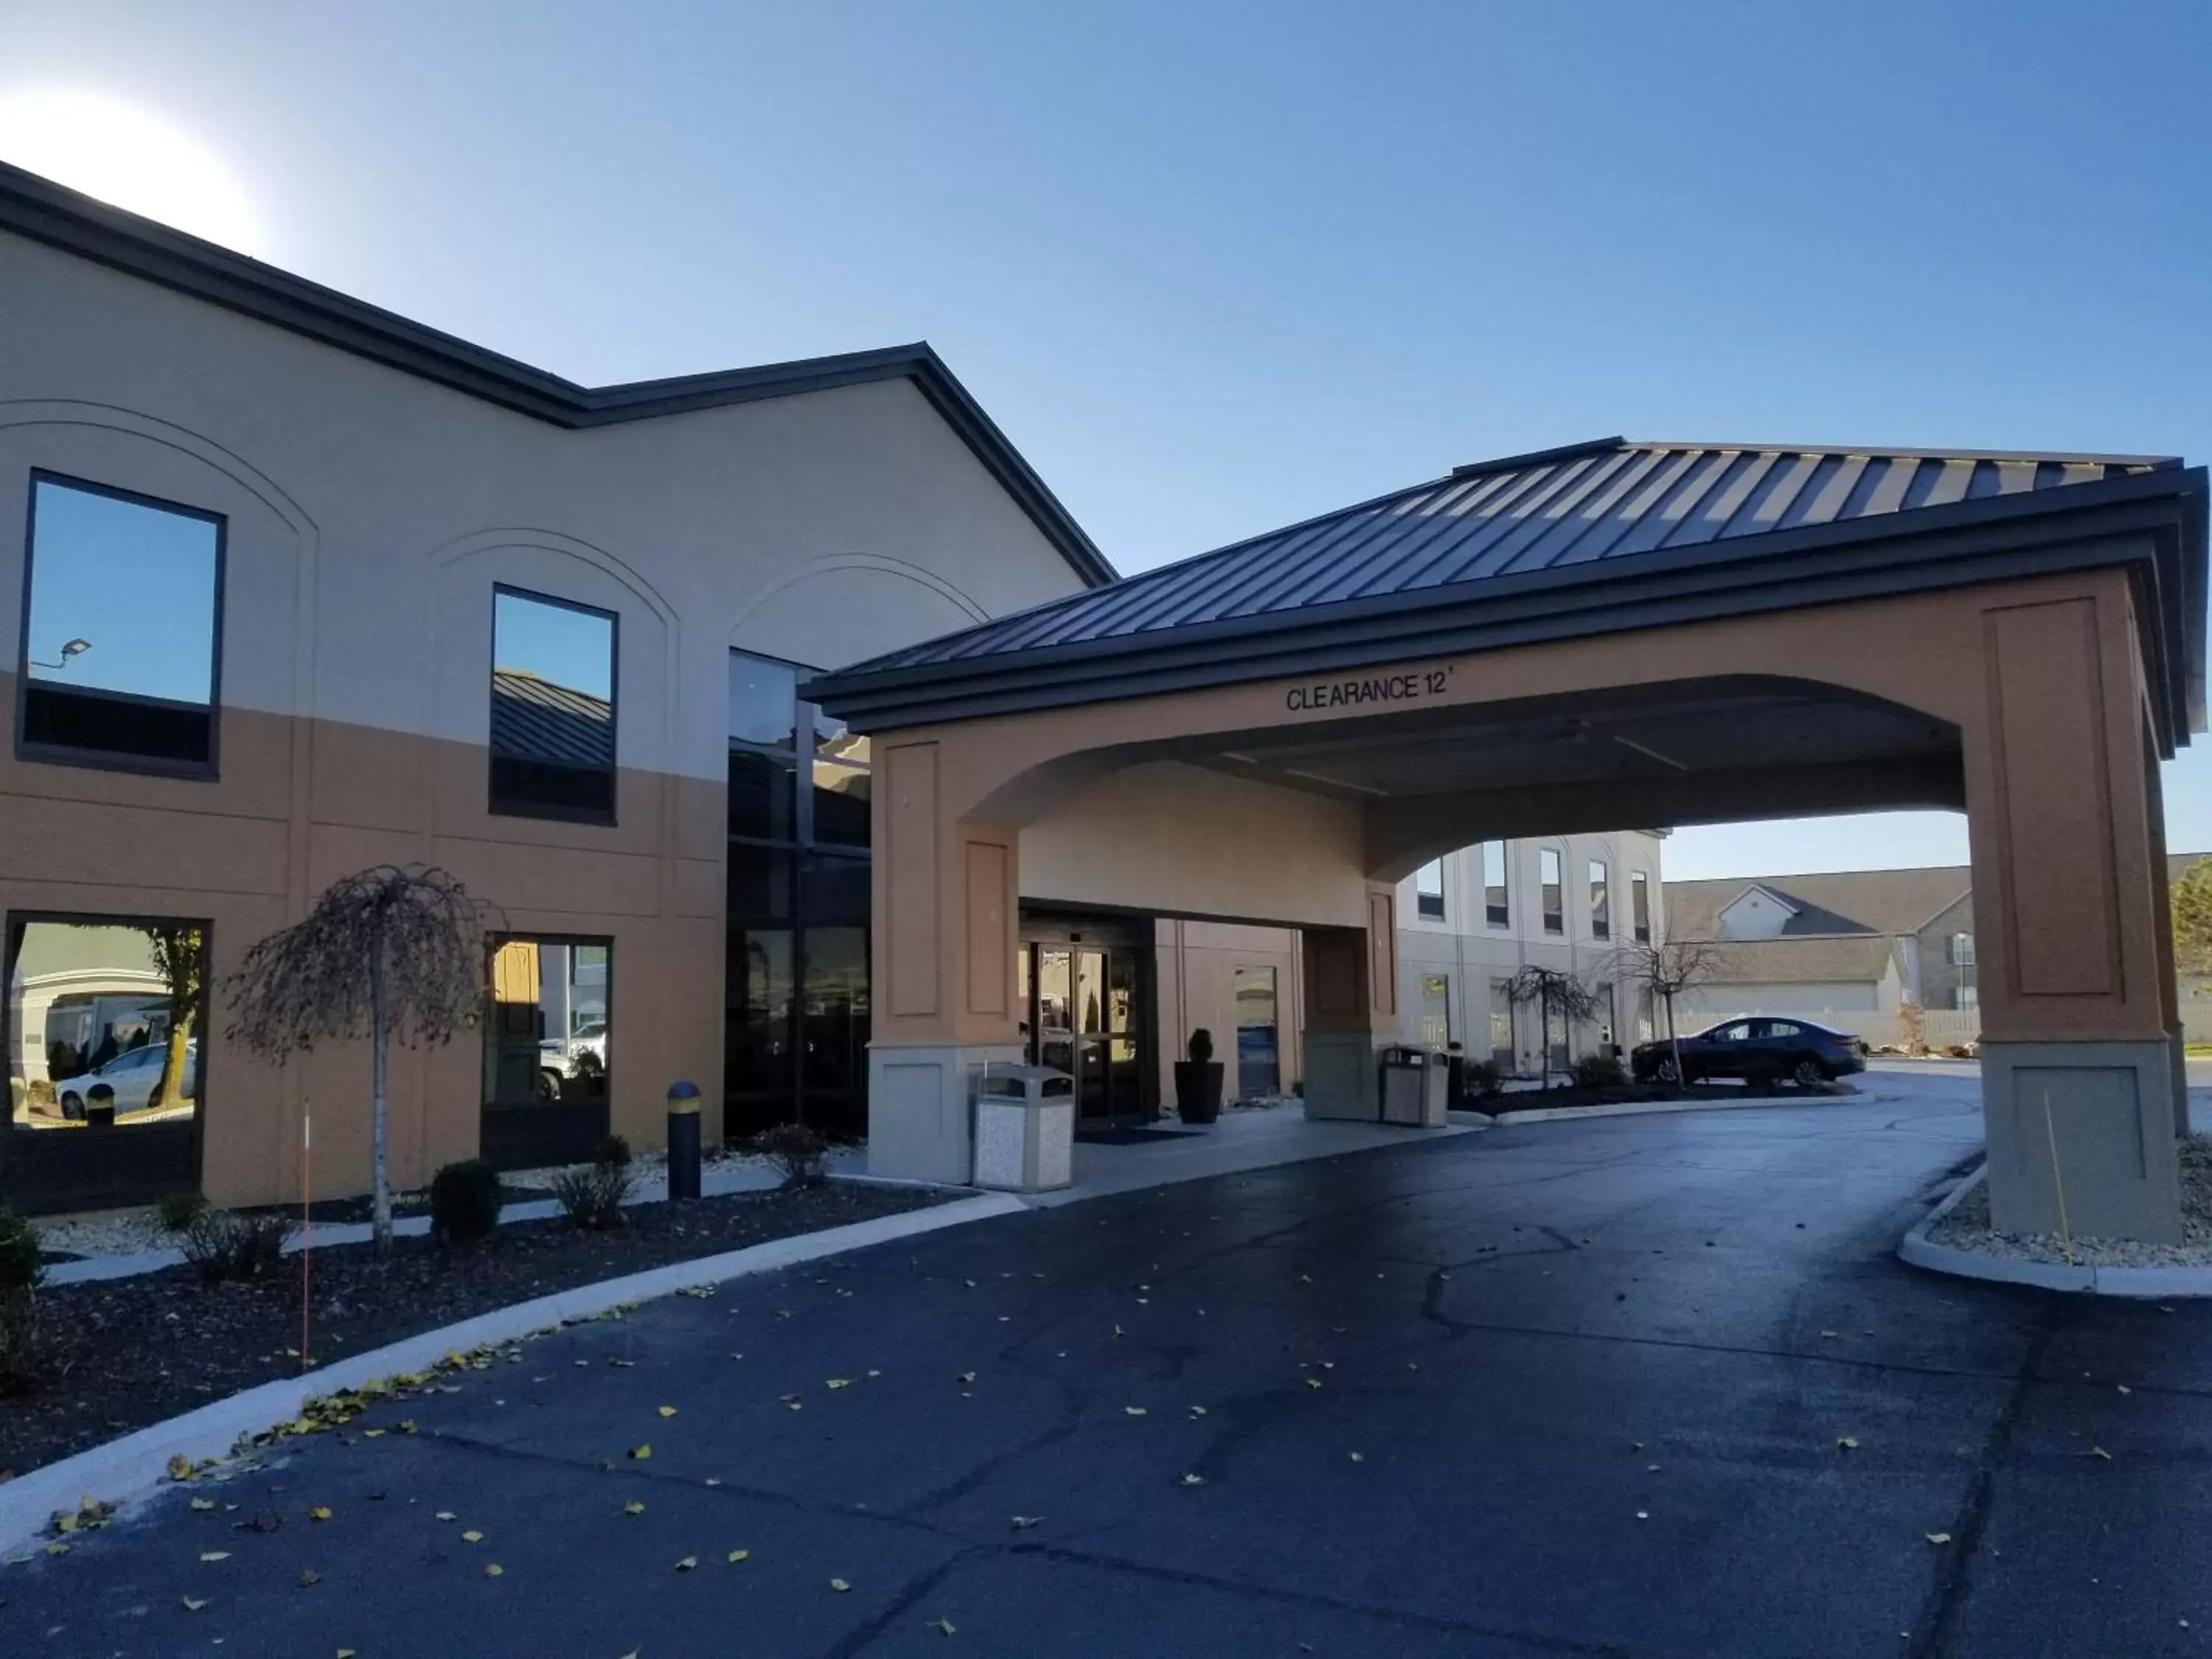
[1378,1046,1427,1125]
[973,1064,1075,1192]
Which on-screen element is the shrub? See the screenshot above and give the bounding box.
[0,1208,44,1295]
[1571,1053,1628,1091]
[1461,1058,1503,1101]
[429,1160,504,1245]
[758,1121,829,1189]
[180,1209,298,1285]
[155,1190,209,1232]
[551,1161,632,1231]
[1187,1028,1214,1066]
[591,1133,633,1169]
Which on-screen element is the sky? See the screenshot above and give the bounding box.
[3,0,2209,880]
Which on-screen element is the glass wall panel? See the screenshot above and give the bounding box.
[21,476,222,769]
[1234,965,1280,1098]
[799,855,870,1135]
[1589,860,1610,939]
[1632,871,1652,942]
[1540,848,1564,933]
[1419,973,1452,1049]
[810,711,871,847]
[1483,842,1509,928]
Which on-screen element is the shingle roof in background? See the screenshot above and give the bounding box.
[849,439,2180,672]
[1702,936,1902,987]
[490,669,613,769]
[1666,866,1974,941]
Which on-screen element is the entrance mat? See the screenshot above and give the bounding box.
[1074,1127,1202,1146]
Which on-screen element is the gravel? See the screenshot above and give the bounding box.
[1929,1134,2212,1267]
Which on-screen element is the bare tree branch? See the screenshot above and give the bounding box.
[223,866,498,1254]
[1503,964,1601,1089]
[1602,936,1725,1088]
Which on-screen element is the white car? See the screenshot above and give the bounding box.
[537,1020,608,1098]
[59,1040,198,1121]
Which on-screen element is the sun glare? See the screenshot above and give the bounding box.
[0,88,265,256]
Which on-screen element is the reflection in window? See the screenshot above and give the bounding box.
[1632,871,1652,943]
[1488,976,1515,1068]
[811,709,871,847]
[1419,973,1451,1050]
[490,588,616,823]
[20,475,222,770]
[729,653,799,841]
[1415,859,1445,920]
[1234,965,1280,1098]
[9,918,205,1132]
[1540,849,1564,934]
[1483,842,1509,928]
[1589,860,1610,939]
[484,939,611,1107]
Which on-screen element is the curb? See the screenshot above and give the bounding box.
[0,1191,1025,1557]
[1896,1166,2212,1298]
[1485,1091,1838,1127]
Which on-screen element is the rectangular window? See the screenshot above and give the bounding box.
[18,473,223,774]
[1957,984,1979,1011]
[810,706,871,848]
[1540,849,1564,934]
[6,914,207,1212]
[1488,977,1515,1068]
[1483,842,1509,928]
[1596,982,1616,1049]
[1589,860,1610,939]
[1415,859,1446,921]
[729,653,800,842]
[481,936,612,1168]
[1419,973,1452,1049]
[490,588,616,824]
[1632,871,1651,943]
[1949,931,1976,967]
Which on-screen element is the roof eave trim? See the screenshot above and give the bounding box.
[0,161,1117,590]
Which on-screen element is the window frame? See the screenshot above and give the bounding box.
[487,582,620,827]
[1631,870,1652,943]
[479,931,616,1166]
[1482,841,1510,929]
[15,469,229,782]
[1540,847,1564,934]
[1414,858,1446,922]
[1589,858,1610,940]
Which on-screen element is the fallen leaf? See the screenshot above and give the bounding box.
[1011,1514,1043,1530]
[624,1501,647,1517]
[1304,1378,1324,1391]
[830,1577,853,1592]
[1124,1406,1148,1417]
[338,1649,357,1657]
[727,1548,751,1563]
[659,1405,678,1418]
[675,1556,698,1572]
[1837,1437,1860,1451]
[2084,1447,2113,1461]
[484,1562,504,1577]
[1635,1510,1649,1520]
[462,1530,484,1543]
[1927,1532,1953,1545]
[630,1445,653,1461]
[956,1371,977,1385]
[932,1615,957,1635]
[167,1455,195,1482]
[44,1541,68,1556]
[309,1506,333,1522]
[1189,1405,1208,1418]
[181,1595,208,1611]
[1349,1452,1366,1463]
[298,1568,323,1587]
[436,1512,458,1523]
[826,1379,852,1390]
[189,1498,217,1512]
[200,1550,231,1562]
[1180,1473,1206,1487]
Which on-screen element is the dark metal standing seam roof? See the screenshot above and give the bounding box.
[490,669,613,769]
[807,437,2208,753]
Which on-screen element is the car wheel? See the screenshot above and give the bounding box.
[1656,1057,1682,1086]
[1792,1057,1827,1088]
[536,1068,565,1102]
[60,1091,84,1120]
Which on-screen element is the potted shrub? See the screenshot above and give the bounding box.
[1173,1028,1224,1126]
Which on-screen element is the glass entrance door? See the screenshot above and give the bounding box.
[1026,942,1142,1124]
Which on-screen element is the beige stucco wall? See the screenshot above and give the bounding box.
[0,225,1093,1207]
[1153,919,1304,1099]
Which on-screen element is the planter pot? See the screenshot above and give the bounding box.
[1172,1060,1225,1125]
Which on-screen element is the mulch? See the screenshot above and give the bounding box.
[1483,1079,1859,1115]
[0,1180,945,1481]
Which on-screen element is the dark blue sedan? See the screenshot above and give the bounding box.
[1630,1017,1866,1088]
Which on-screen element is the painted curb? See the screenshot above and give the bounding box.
[1896,1166,2212,1298]
[0,1191,1025,1557]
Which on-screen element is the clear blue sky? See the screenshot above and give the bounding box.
[5,0,2209,879]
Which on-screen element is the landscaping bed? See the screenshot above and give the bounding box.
[1929,1134,2212,1269]
[0,1180,945,1481]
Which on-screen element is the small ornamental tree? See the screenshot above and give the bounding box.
[224,866,493,1256]
[1606,937,1723,1090]
[1504,964,1600,1088]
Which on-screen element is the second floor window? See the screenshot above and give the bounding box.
[1415,860,1445,920]
[1483,842,1509,928]
[1540,849,1563,934]
[18,473,223,773]
[1949,931,1976,967]
[1632,870,1652,942]
[728,650,871,849]
[1590,860,1610,939]
[489,587,617,824]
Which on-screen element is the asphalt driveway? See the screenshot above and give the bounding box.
[7,1068,2210,1658]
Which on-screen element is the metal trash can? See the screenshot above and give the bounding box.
[972,1063,1075,1192]
[1378,1046,1427,1125]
